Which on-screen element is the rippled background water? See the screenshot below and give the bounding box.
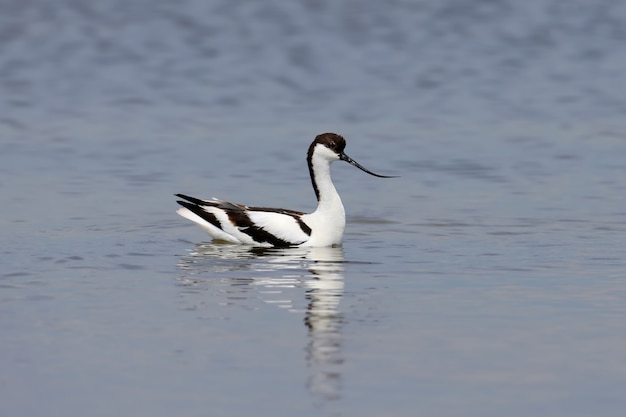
[2,1,626,416]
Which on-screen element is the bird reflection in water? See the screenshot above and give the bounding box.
[303,247,344,402]
[177,243,345,403]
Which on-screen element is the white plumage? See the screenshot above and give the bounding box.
[176,133,396,247]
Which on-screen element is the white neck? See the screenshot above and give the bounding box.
[301,144,347,246]
[310,152,345,216]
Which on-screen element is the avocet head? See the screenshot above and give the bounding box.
[308,133,398,178]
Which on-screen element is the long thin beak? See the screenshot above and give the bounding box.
[340,152,399,178]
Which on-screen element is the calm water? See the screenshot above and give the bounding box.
[2,1,626,416]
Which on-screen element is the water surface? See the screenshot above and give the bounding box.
[2,1,626,416]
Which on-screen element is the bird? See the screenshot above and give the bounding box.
[175,132,397,247]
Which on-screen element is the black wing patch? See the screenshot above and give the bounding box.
[176,200,221,229]
[225,210,298,247]
[176,194,311,246]
[246,206,312,236]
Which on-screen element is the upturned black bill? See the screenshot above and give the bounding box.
[340,153,398,178]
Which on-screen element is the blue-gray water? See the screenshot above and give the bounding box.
[2,1,626,416]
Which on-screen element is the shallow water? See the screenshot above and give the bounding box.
[2,1,626,416]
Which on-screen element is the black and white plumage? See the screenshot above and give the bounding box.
[175,133,396,247]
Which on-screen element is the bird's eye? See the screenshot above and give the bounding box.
[329,141,335,148]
